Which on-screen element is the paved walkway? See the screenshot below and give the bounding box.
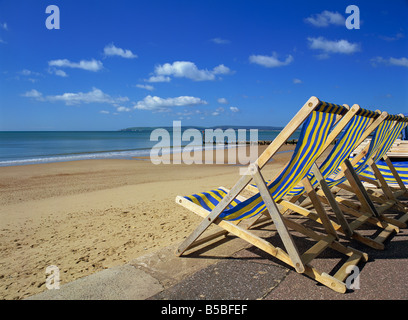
[27,210,408,300]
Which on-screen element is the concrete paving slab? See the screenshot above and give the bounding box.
[26,202,408,301]
[26,264,163,300]
[149,259,288,300]
[129,234,251,289]
[26,231,250,300]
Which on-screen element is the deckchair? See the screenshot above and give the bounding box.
[175,96,367,293]
[247,106,401,250]
[340,115,408,224]
[314,114,408,237]
[357,117,408,190]
[353,138,408,160]
[360,159,408,187]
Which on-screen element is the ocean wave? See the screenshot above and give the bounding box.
[0,149,153,166]
[0,143,237,167]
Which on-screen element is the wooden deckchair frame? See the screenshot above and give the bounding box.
[360,154,408,207]
[246,108,401,250]
[304,114,408,249]
[175,96,367,293]
[357,118,408,198]
[333,117,408,228]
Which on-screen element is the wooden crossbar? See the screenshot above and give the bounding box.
[175,97,368,293]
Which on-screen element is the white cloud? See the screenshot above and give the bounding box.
[389,57,408,67]
[23,87,129,106]
[103,43,137,59]
[249,52,294,68]
[371,56,408,68]
[135,84,154,91]
[293,78,302,84]
[212,107,226,116]
[230,106,239,113]
[305,11,345,27]
[146,75,171,83]
[116,106,131,112]
[46,88,114,105]
[147,61,233,82]
[20,69,33,76]
[100,110,110,114]
[212,64,232,75]
[379,32,404,42]
[48,68,68,77]
[134,95,208,112]
[22,89,43,98]
[307,37,360,55]
[1,22,8,31]
[48,59,103,72]
[217,98,228,104]
[53,69,68,77]
[211,37,230,44]
[19,69,42,78]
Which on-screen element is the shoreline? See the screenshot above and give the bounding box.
[0,144,297,299]
[0,140,292,168]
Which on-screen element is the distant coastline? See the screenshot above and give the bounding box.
[119,125,287,132]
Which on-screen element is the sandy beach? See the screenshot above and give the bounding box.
[0,144,300,300]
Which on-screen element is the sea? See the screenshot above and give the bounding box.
[0,129,300,167]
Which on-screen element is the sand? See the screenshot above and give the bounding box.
[0,145,297,299]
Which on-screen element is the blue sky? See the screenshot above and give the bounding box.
[0,0,407,130]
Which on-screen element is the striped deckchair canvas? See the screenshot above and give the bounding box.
[245,108,383,195]
[307,114,408,238]
[360,160,408,187]
[347,115,408,224]
[326,115,398,187]
[175,96,368,293]
[286,107,382,194]
[286,108,401,250]
[359,116,408,188]
[187,103,346,222]
[298,113,408,249]
[246,107,401,250]
[332,115,407,193]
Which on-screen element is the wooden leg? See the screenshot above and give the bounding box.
[251,165,305,273]
[383,156,408,193]
[176,174,252,255]
[369,162,396,201]
[301,176,339,239]
[310,163,353,238]
[342,159,380,219]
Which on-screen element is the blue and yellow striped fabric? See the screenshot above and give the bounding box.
[184,101,346,221]
[319,108,378,179]
[371,120,406,163]
[325,116,405,188]
[358,117,408,186]
[285,108,379,196]
[359,160,408,186]
[184,188,243,212]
